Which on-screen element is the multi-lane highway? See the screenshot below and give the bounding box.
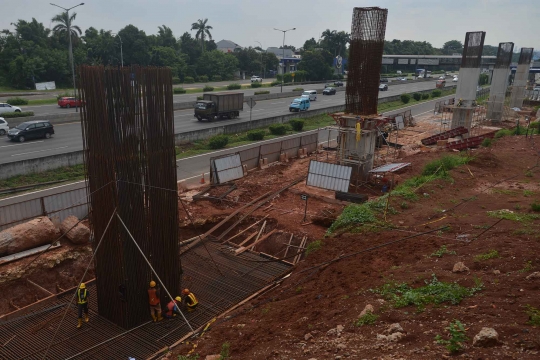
[0,80,443,164]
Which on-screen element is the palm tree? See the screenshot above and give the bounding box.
[51,11,82,39]
[191,19,213,51]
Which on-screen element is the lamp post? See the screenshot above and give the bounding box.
[50,2,84,113]
[274,28,295,93]
[255,40,265,79]
[112,33,123,67]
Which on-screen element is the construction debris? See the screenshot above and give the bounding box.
[59,216,90,244]
[0,217,60,257]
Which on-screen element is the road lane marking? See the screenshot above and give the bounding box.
[11,146,68,156]
[0,141,44,148]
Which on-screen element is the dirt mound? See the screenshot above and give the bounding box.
[468,149,500,168]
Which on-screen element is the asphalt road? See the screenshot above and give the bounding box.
[0,81,442,164]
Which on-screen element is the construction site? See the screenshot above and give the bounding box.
[1,6,540,360]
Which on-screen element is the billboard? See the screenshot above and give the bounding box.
[35,81,56,91]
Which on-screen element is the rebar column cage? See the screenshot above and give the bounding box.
[78,65,180,329]
[494,42,514,69]
[345,7,388,115]
[461,31,486,68]
[518,48,534,65]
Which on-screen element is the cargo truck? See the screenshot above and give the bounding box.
[194,93,244,121]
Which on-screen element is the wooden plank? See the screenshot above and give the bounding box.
[249,221,266,250]
[283,234,294,258]
[293,236,307,264]
[222,215,268,244]
[235,229,277,255]
[234,231,258,248]
[27,279,54,296]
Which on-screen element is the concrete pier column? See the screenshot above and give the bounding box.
[510,48,534,108]
[487,43,514,122]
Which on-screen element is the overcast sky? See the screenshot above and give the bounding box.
[2,0,539,51]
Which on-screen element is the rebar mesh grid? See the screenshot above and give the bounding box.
[78,66,180,329]
[0,243,292,359]
[461,31,486,68]
[494,42,514,69]
[345,7,388,115]
[518,48,534,65]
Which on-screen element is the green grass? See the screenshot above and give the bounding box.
[435,320,468,354]
[371,274,483,310]
[27,98,59,106]
[327,195,392,234]
[354,312,378,326]
[525,305,540,326]
[305,240,323,256]
[430,245,456,258]
[0,164,85,190]
[377,88,456,113]
[0,86,72,93]
[474,250,499,261]
[487,209,540,222]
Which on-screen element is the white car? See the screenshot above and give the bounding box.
[438,76,445,80]
[452,77,458,82]
[533,87,540,91]
[0,117,8,136]
[251,76,262,83]
[301,90,317,101]
[0,103,22,114]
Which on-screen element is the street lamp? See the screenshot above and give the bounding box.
[273,28,295,93]
[112,33,123,67]
[50,2,84,113]
[255,40,265,79]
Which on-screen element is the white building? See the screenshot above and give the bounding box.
[216,40,242,53]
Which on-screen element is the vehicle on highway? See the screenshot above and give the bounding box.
[194,93,244,121]
[58,97,84,108]
[7,120,54,142]
[533,86,540,91]
[251,76,262,83]
[0,117,8,136]
[380,78,389,83]
[0,103,22,114]
[436,80,446,89]
[289,98,310,112]
[379,84,388,91]
[333,81,344,87]
[323,87,336,95]
[396,70,402,74]
[301,90,317,101]
[438,76,445,80]
[397,77,407,81]
[453,76,458,82]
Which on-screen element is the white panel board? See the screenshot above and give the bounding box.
[212,154,243,184]
[307,161,352,193]
[35,81,56,90]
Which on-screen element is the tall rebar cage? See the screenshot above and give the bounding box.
[78,66,180,329]
[345,7,388,115]
[494,42,514,69]
[518,48,534,65]
[461,31,486,68]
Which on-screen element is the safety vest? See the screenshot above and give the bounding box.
[77,289,88,304]
[148,288,160,306]
[186,293,198,309]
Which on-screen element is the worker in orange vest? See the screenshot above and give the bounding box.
[148,281,163,322]
[181,288,199,312]
[165,296,182,318]
[76,283,89,328]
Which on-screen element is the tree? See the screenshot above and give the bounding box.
[51,11,82,40]
[234,47,262,75]
[179,32,201,65]
[191,18,213,51]
[442,40,463,55]
[156,25,178,50]
[320,29,349,57]
[150,46,187,78]
[196,50,238,79]
[482,45,498,56]
[303,38,318,52]
[117,25,151,66]
[263,52,279,71]
[297,51,333,81]
[279,45,296,52]
[384,39,440,55]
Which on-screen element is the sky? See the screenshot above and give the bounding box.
[2,0,539,52]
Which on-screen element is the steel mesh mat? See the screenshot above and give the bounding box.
[494,42,514,68]
[461,31,486,68]
[345,7,388,115]
[518,48,534,65]
[0,242,292,359]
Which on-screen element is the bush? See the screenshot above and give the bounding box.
[212,75,222,82]
[247,130,266,141]
[271,80,280,86]
[422,93,430,100]
[435,320,468,354]
[2,111,34,118]
[207,134,229,149]
[354,312,378,327]
[293,87,304,92]
[7,97,29,105]
[199,75,209,82]
[172,77,181,85]
[173,87,186,94]
[254,91,270,95]
[432,90,442,97]
[269,123,288,135]
[532,202,540,212]
[289,119,305,131]
[56,92,74,100]
[203,85,214,92]
[197,96,203,100]
[283,73,293,83]
[250,82,262,88]
[227,83,241,90]
[412,93,421,101]
[400,94,411,104]
[481,138,492,147]
[184,76,195,84]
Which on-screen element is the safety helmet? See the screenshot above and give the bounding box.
[182,288,190,295]
[149,281,156,288]
[79,283,86,289]
[175,296,182,302]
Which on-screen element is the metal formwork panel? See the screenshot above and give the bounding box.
[281,137,301,159]
[211,153,244,184]
[239,147,260,171]
[260,141,282,163]
[307,160,352,193]
[301,133,319,154]
[0,198,42,231]
[43,187,89,223]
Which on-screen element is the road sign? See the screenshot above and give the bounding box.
[291,72,295,77]
[336,56,343,69]
[246,98,257,108]
[300,194,308,201]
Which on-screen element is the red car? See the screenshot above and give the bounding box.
[58,97,84,108]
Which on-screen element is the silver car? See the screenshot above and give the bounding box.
[0,117,8,136]
[0,103,22,114]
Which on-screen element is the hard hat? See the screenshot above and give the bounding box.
[79,283,86,289]
[149,281,156,288]
[175,296,182,302]
[182,288,190,295]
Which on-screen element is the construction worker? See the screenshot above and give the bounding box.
[77,283,89,328]
[148,281,163,322]
[182,288,199,312]
[165,296,182,318]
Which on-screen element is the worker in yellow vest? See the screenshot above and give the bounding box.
[181,288,199,312]
[77,283,89,328]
